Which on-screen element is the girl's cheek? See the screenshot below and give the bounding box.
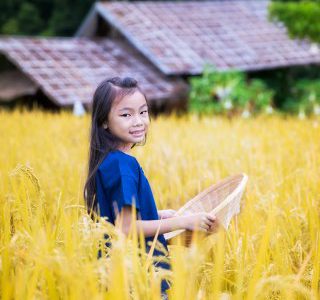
[120,117,130,123]
[144,114,150,122]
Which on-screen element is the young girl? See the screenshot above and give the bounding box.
[83,77,218,298]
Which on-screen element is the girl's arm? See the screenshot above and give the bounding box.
[116,206,217,237]
[158,209,176,219]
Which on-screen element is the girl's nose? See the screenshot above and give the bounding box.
[133,115,144,126]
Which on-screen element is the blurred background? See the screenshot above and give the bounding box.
[0,0,319,117]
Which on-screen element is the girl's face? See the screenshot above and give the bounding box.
[105,90,150,150]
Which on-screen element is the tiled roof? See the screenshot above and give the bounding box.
[95,0,320,75]
[0,37,188,106]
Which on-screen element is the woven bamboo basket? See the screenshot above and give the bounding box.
[164,173,248,244]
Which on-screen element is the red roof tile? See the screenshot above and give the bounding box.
[95,0,320,75]
[0,37,188,106]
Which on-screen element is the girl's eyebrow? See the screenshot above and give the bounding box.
[119,104,148,111]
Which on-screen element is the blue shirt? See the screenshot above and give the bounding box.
[95,149,171,292]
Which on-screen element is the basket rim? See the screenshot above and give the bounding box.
[164,173,248,241]
[176,173,248,215]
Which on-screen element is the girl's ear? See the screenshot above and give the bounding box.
[103,122,108,129]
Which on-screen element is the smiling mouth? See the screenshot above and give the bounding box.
[130,130,145,135]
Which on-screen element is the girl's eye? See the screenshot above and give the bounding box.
[120,111,148,117]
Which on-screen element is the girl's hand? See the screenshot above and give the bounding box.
[158,209,176,219]
[182,212,217,232]
[207,217,220,233]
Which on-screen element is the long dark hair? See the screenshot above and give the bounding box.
[83,77,150,218]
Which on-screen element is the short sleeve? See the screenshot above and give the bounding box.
[110,173,140,216]
[97,165,140,220]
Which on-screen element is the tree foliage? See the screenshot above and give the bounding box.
[0,0,93,36]
[269,0,320,43]
[189,65,274,117]
[0,0,181,36]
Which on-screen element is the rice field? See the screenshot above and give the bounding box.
[0,109,319,299]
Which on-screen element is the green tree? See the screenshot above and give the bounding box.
[0,0,22,33]
[49,0,93,36]
[269,0,320,43]
[0,0,93,36]
[0,0,186,36]
[188,65,274,116]
[2,2,44,35]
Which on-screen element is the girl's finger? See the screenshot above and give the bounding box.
[204,219,213,227]
[201,221,209,230]
[206,214,216,222]
[202,222,209,230]
[205,216,216,225]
